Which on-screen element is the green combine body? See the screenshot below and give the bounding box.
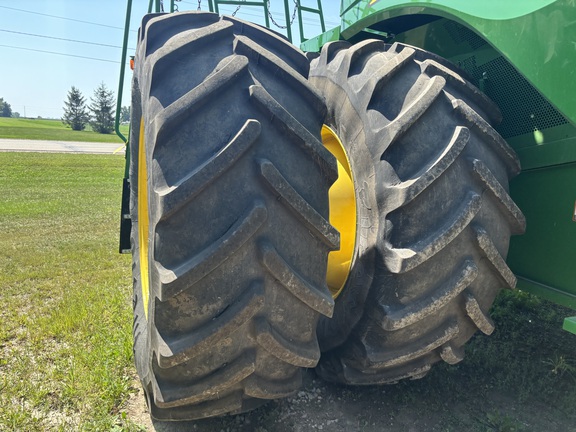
[117,0,575,421]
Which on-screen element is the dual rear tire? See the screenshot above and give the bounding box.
[129,11,524,420]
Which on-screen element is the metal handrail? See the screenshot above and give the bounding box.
[114,0,133,145]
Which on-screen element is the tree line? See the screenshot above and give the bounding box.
[62,84,129,134]
[0,86,130,135]
[0,97,15,118]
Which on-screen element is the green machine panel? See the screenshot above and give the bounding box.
[508,163,576,309]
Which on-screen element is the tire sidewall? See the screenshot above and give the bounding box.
[316,76,379,352]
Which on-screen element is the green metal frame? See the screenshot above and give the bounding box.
[564,317,576,334]
[297,0,325,42]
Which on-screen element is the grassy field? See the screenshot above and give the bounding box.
[0,152,575,431]
[0,153,139,431]
[0,117,129,143]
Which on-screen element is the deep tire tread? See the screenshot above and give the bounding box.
[316,40,351,69]
[377,260,478,330]
[473,225,518,289]
[223,15,310,76]
[310,40,524,386]
[260,243,334,317]
[255,317,320,367]
[464,290,496,335]
[150,391,244,421]
[258,159,339,250]
[420,58,502,124]
[452,99,521,176]
[385,192,482,273]
[141,12,219,54]
[470,159,526,234]
[155,281,265,368]
[340,358,432,385]
[249,85,337,182]
[152,351,256,407]
[343,39,388,77]
[131,11,337,420]
[379,75,446,152]
[158,119,260,219]
[244,371,302,399]
[365,321,459,368]
[152,54,250,164]
[439,342,464,365]
[149,20,235,88]
[360,46,415,105]
[233,35,325,115]
[384,125,469,210]
[156,203,267,300]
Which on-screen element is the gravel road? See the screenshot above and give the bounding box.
[0,138,124,154]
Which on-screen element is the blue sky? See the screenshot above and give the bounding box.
[0,0,340,119]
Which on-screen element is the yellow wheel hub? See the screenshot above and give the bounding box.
[322,125,357,299]
[138,119,151,319]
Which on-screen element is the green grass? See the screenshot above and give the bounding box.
[0,153,141,431]
[465,289,576,404]
[0,117,129,143]
[380,289,576,430]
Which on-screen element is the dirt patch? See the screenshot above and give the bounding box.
[123,367,575,431]
[124,383,154,431]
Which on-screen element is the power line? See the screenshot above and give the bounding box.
[0,4,339,35]
[0,29,136,50]
[0,5,138,33]
[0,5,338,64]
[179,1,339,27]
[0,44,127,64]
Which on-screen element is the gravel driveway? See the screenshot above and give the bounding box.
[0,138,124,154]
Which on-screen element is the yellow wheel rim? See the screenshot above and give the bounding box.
[322,125,357,299]
[138,118,150,319]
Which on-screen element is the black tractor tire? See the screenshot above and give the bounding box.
[129,11,338,420]
[309,40,526,384]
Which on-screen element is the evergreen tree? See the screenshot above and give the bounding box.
[62,86,89,131]
[89,82,115,134]
[120,106,130,123]
[0,97,12,118]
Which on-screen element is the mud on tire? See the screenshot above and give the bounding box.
[309,40,525,384]
[129,11,339,420]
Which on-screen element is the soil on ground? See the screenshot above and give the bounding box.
[124,366,575,432]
